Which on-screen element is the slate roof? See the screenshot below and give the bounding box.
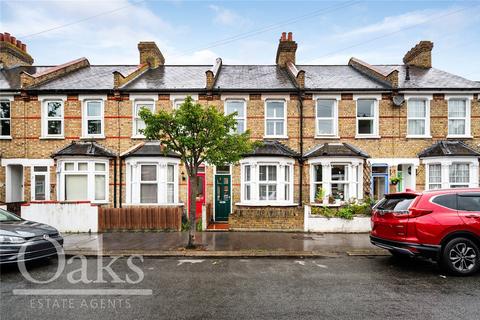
[214,65,296,90]
[52,141,116,158]
[120,141,181,158]
[418,141,480,158]
[244,140,299,158]
[304,143,370,158]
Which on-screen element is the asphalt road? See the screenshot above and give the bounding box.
[1,255,479,320]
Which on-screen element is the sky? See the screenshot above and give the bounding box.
[1,0,479,80]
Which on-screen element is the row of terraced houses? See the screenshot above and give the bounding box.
[1,31,479,230]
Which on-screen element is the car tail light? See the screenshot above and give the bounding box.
[408,207,433,218]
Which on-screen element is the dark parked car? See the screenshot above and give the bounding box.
[371,188,480,276]
[0,209,63,265]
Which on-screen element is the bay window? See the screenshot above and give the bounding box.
[449,163,470,188]
[309,159,364,204]
[316,99,337,137]
[428,164,442,190]
[133,100,155,137]
[58,159,109,203]
[448,98,470,137]
[225,99,246,133]
[240,158,294,205]
[407,99,429,137]
[265,100,286,137]
[0,100,11,138]
[83,100,104,138]
[126,158,180,205]
[425,159,478,190]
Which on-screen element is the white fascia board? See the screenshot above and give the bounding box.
[38,95,67,101]
[307,157,363,165]
[1,158,55,167]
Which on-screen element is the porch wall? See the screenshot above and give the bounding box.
[229,206,303,231]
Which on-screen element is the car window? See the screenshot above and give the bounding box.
[457,195,480,212]
[0,209,22,221]
[432,194,457,210]
[375,196,416,211]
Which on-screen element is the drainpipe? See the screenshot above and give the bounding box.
[119,157,123,208]
[297,89,304,206]
[113,157,117,208]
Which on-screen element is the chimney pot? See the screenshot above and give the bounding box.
[16,40,22,48]
[10,36,16,45]
[4,33,10,42]
[0,33,3,41]
[287,32,293,41]
[21,43,26,51]
[281,32,287,41]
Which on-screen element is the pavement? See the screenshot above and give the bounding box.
[2,256,479,319]
[62,232,385,257]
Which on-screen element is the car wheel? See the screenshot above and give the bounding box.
[441,238,480,276]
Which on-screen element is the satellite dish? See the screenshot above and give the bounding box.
[392,95,405,107]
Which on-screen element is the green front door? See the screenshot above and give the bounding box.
[215,175,231,221]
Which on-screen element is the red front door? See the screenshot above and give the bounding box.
[188,168,206,219]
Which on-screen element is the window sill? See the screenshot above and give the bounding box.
[446,135,473,139]
[40,136,65,140]
[355,135,381,139]
[315,136,340,140]
[406,135,432,139]
[235,202,298,207]
[0,136,12,140]
[131,135,146,139]
[309,202,342,207]
[263,136,289,140]
[80,136,105,140]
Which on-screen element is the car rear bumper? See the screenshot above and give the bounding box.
[0,236,64,265]
[370,235,440,259]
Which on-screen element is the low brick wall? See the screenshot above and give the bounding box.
[229,206,304,231]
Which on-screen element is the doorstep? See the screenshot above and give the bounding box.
[206,222,229,231]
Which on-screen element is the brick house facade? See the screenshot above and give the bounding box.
[1,31,479,229]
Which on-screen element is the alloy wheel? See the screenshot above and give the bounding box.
[449,242,477,272]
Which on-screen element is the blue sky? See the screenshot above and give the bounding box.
[1,0,479,80]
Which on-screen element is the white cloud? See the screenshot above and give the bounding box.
[208,4,249,27]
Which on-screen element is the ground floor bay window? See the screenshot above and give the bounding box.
[240,157,294,205]
[57,158,109,203]
[309,158,364,205]
[424,158,479,190]
[125,157,180,205]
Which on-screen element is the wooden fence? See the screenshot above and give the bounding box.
[98,206,183,232]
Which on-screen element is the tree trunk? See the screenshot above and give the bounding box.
[187,173,197,248]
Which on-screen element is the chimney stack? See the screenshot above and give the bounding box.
[276,31,297,67]
[138,42,165,69]
[0,32,34,68]
[403,41,433,69]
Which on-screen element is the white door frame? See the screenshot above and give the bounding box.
[6,164,24,203]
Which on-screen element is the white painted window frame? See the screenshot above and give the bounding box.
[57,158,109,204]
[30,166,50,201]
[239,157,294,206]
[423,157,479,190]
[132,100,155,138]
[354,95,380,139]
[446,96,472,138]
[82,99,105,139]
[308,157,364,205]
[225,99,247,134]
[406,96,431,138]
[41,98,65,139]
[315,97,339,138]
[0,98,12,139]
[264,99,287,138]
[125,157,181,205]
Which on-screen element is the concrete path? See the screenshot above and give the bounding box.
[62,232,384,257]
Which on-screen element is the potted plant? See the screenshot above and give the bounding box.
[390,175,402,185]
[314,188,325,204]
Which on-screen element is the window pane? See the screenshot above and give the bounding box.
[0,120,10,136]
[268,166,277,181]
[285,166,290,182]
[408,100,426,117]
[317,119,333,135]
[448,119,465,135]
[34,166,48,172]
[457,196,480,212]
[47,101,62,117]
[408,119,425,135]
[236,120,245,133]
[65,175,88,200]
[0,101,10,118]
[331,183,347,201]
[449,163,469,183]
[167,165,174,182]
[140,184,157,203]
[314,165,323,182]
[244,165,251,181]
[47,120,62,135]
[275,121,284,136]
[167,184,174,203]
[266,101,284,117]
[358,119,373,134]
[135,119,145,134]
[78,163,88,171]
[136,103,154,115]
[429,164,442,183]
[268,185,277,200]
[217,165,230,174]
[432,194,457,209]
[226,101,245,117]
[259,166,267,181]
[245,185,251,200]
[95,163,106,171]
[357,100,374,117]
[266,121,274,135]
[95,175,106,201]
[448,100,466,117]
[284,184,289,201]
[141,165,157,181]
[331,165,347,181]
[87,101,101,116]
[259,185,267,200]
[34,175,46,200]
[87,120,102,135]
[317,100,334,117]
[65,163,74,171]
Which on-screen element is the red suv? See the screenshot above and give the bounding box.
[371,188,480,276]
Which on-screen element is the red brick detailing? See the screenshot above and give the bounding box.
[67,94,78,101]
[341,93,353,100]
[158,94,170,101]
[249,94,261,100]
[433,93,444,101]
[382,93,392,100]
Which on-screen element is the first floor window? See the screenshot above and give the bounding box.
[407,99,428,136]
[32,166,49,201]
[265,100,286,137]
[133,101,154,136]
[316,99,336,136]
[225,99,246,133]
[448,99,469,136]
[44,100,63,137]
[428,164,442,190]
[84,100,103,137]
[61,160,108,202]
[241,159,293,204]
[0,100,11,137]
[356,99,377,136]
